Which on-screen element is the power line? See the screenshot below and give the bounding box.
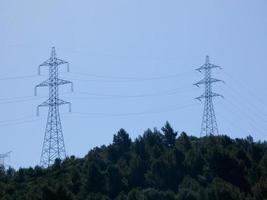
[60,76,168,83]
[222,70,267,108]
[217,88,267,136]
[62,48,188,61]
[221,97,267,135]
[69,103,198,118]
[0,91,73,106]
[0,66,193,84]
[224,84,267,123]
[0,115,37,124]
[217,111,250,136]
[0,112,71,127]
[0,118,43,127]
[0,74,37,81]
[224,83,267,119]
[0,97,41,105]
[0,95,35,101]
[63,88,195,100]
[67,72,195,81]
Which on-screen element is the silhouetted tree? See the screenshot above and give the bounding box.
[162,121,177,148]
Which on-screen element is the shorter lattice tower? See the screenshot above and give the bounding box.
[0,151,11,168]
[35,47,73,167]
[194,56,223,136]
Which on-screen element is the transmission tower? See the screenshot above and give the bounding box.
[35,47,73,167]
[0,151,11,168]
[194,56,223,136]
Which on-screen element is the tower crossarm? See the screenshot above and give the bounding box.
[57,79,74,91]
[35,79,73,95]
[37,99,70,107]
[196,56,222,72]
[57,99,71,107]
[196,63,221,72]
[37,99,71,115]
[35,79,72,87]
[38,55,69,75]
[39,57,68,67]
[195,92,223,101]
[34,80,49,97]
[35,79,49,88]
[194,78,223,87]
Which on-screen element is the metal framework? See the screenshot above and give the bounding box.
[35,47,73,167]
[194,56,223,136]
[0,151,11,168]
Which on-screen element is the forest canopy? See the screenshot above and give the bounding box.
[0,122,267,200]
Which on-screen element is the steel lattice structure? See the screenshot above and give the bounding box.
[194,56,223,136]
[35,47,73,167]
[0,151,11,168]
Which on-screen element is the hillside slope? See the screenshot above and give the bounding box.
[0,122,267,200]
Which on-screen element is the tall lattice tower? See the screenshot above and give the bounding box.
[194,56,223,136]
[35,47,73,167]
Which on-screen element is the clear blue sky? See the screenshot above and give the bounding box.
[0,0,267,168]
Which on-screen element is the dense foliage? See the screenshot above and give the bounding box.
[1,122,267,200]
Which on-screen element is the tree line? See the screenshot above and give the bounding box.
[0,122,267,200]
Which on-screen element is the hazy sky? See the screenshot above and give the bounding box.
[0,0,267,168]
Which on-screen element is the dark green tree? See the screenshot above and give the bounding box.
[113,129,132,152]
[162,121,177,148]
[85,163,106,194]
